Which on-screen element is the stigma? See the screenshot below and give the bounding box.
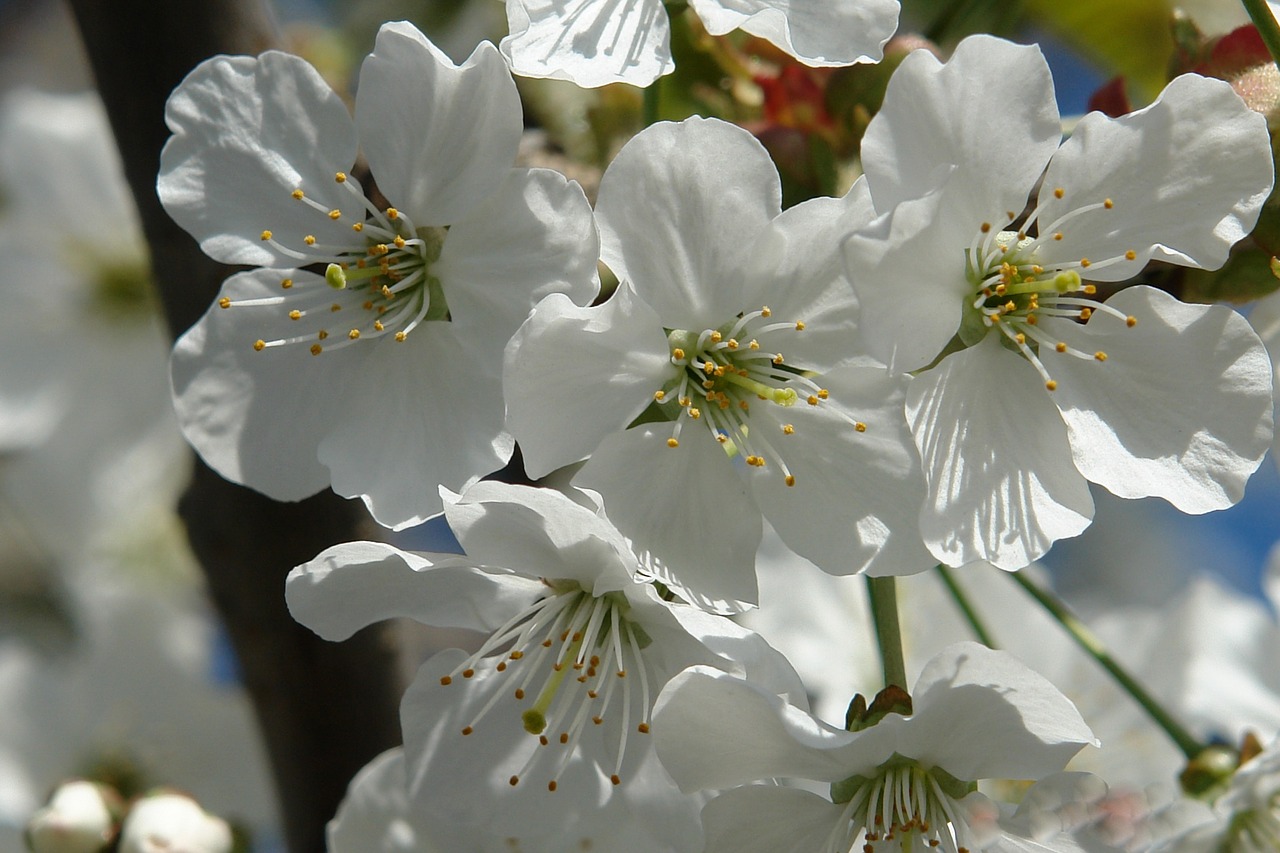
[654,307,865,487]
[221,172,449,355]
[961,187,1139,392]
[438,580,654,793]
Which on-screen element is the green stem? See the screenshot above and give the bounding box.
[1009,570,1205,760]
[866,576,908,691]
[934,564,997,648]
[642,75,661,127]
[1242,0,1280,72]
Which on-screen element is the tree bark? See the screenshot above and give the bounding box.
[63,2,404,851]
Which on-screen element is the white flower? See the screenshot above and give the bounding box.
[500,0,901,88]
[844,34,1276,570]
[161,21,598,530]
[1153,742,1280,852]
[1251,290,1280,470]
[25,781,117,853]
[328,746,694,852]
[117,793,231,853]
[652,642,1098,853]
[287,481,802,849]
[505,116,931,612]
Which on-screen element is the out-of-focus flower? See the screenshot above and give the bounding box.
[1153,741,1280,852]
[162,21,598,530]
[652,642,1098,852]
[24,781,118,853]
[506,116,930,613]
[500,0,901,88]
[846,34,1275,570]
[116,792,231,853]
[288,481,802,850]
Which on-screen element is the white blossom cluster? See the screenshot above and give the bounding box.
[143,2,1280,851]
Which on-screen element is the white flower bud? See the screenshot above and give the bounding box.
[25,780,117,853]
[117,793,232,853]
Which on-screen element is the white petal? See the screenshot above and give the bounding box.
[690,0,899,66]
[860,35,1060,216]
[1036,75,1273,278]
[596,117,781,331]
[356,25,521,225]
[504,286,672,478]
[444,481,639,594]
[318,323,512,530]
[908,642,1097,782]
[845,178,978,373]
[169,269,356,501]
[739,179,872,370]
[286,541,542,640]
[652,666,874,791]
[439,167,600,343]
[1042,286,1273,512]
[575,425,761,613]
[328,749,439,853]
[747,365,935,577]
[159,52,358,266]
[700,785,848,853]
[500,0,674,88]
[907,337,1094,569]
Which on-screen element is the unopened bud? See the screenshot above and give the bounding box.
[25,780,119,853]
[117,793,232,853]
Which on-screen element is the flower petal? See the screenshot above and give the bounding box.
[159,52,358,266]
[575,425,761,613]
[860,35,1059,216]
[699,785,847,853]
[596,117,781,331]
[318,322,512,530]
[908,642,1097,782]
[689,0,899,66]
[1036,74,1273,278]
[906,337,1095,569]
[286,541,543,640]
[328,749,435,853]
[438,167,600,343]
[356,24,522,225]
[1042,286,1273,512]
[444,481,639,594]
[652,666,890,791]
[505,285,671,478]
[500,0,674,88]
[169,269,356,501]
[747,365,934,577]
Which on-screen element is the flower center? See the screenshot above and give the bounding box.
[218,171,448,355]
[653,306,863,487]
[1226,794,1280,851]
[959,186,1139,392]
[438,581,654,792]
[828,760,977,853]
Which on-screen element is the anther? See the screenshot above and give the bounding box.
[1045,380,1058,391]
[672,348,685,360]
[548,781,557,792]
[348,329,360,340]
[667,438,679,448]
[462,726,473,736]
[281,278,293,289]
[310,344,322,356]
[785,475,795,487]
[980,222,991,233]
[795,321,806,331]
[304,235,316,245]
[1125,250,1136,260]
[1104,198,1114,209]
[854,422,867,432]
[509,776,519,786]
[515,688,525,699]
[1055,342,1067,353]
[782,424,794,435]
[1079,258,1091,268]
[654,391,665,401]
[334,172,347,182]
[1094,351,1107,361]
[328,209,341,220]
[291,189,304,200]
[1053,187,1065,199]
[352,222,363,232]
[218,297,231,309]
[611,775,621,786]
[440,675,452,685]
[637,723,650,734]
[253,340,266,352]
[1126,316,1137,327]
[289,310,301,321]
[386,208,399,220]
[260,230,272,241]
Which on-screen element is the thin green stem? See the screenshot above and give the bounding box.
[934,564,997,648]
[1009,570,1205,760]
[642,76,661,127]
[1242,0,1280,72]
[866,576,907,691]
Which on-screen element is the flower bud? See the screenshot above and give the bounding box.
[117,793,232,853]
[25,780,119,853]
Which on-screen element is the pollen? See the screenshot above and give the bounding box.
[782,424,794,435]
[259,230,272,241]
[352,222,363,232]
[386,207,399,220]
[772,354,784,365]
[817,389,829,400]
[1079,258,1091,268]
[304,235,316,246]
[348,329,360,340]
[672,348,685,360]
[393,235,406,248]
[291,189,304,200]
[1126,316,1137,327]
[785,474,795,487]
[509,776,519,787]
[218,297,231,309]
[253,339,266,352]
[980,222,991,233]
[807,395,819,405]
[289,310,301,321]
[328,209,341,220]
[1055,342,1066,353]
[638,723,650,734]
[462,726,473,736]
[654,390,666,401]
[1104,198,1114,209]
[1094,351,1108,361]
[440,675,452,685]
[1125,250,1136,260]
[334,172,347,182]
[1045,380,1058,391]
[795,321,806,331]
[710,330,722,343]
[1079,308,1092,320]
[310,344,322,356]
[854,422,867,432]
[1083,284,1096,294]
[1053,232,1063,241]
[760,306,772,317]
[1053,187,1064,199]
[281,278,293,289]
[667,438,679,448]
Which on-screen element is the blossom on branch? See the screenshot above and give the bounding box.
[844,34,1276,570]
[160,21,598,530]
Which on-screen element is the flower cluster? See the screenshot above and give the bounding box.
[150,4,1280,853]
